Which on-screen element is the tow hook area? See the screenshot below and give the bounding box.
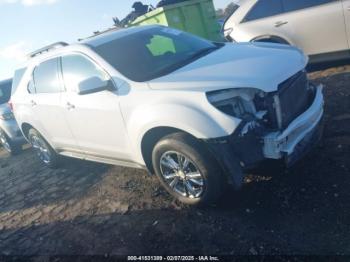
[203,138,244,190]
[285,118,324,167]
[239,121,261,137]
[203,121,266,189]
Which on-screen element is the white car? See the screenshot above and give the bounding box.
[11,25,324,205]
[223,0,350,63]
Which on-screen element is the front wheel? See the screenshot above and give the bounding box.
[28,129,61,168]
[152,133,225,206]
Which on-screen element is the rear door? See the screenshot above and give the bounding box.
[280,0,348,56]
[341,0,350,47]
[29,58,78,150]
[236,0,286,42]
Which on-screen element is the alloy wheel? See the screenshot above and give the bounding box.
[30,135,51,164]
[160,151,205,199]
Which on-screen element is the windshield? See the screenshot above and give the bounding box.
[92,27,221,82]
[0,80,12,104]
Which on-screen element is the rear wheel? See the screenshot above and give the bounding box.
[152,132,225,206]
[0,129,21,155]
[28,129,61,168]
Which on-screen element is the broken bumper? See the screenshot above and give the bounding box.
[203,84,324,188]
[263,84,324,163]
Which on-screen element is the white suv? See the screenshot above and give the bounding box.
[223,0,350,63]
[11,25,324,205]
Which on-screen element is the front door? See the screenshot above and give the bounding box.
[59,54,131,161]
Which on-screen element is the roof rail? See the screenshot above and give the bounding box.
[28,42,69,58]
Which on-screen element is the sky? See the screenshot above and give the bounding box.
[0,0,233,80]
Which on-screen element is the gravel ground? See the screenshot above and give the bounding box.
[0,65,349,256]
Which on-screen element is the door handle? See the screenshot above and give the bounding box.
[347,6,350,11]
[30,100,37,107]
[275,21,288,27]
[66,102,75,110]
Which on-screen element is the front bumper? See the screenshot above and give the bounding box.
[204,84,324,188]
[263,84,324,161]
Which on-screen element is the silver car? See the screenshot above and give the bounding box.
[0,79,25,154]
[223,0,350,63]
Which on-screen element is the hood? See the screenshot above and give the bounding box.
[148,42,307,93]
[0,103,11,115]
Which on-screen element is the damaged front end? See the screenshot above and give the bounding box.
[204,70,324,187]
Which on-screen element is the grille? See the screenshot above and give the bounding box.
[255,70,313,130]
[277,70,311,129]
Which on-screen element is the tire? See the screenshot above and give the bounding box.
[0,129,21,155]
[152,132,225,206]
[28,128,61,168]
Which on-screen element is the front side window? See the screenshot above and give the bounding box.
[33,58,62,94]
[91,27,221,82]
[244,0,284,22]
[282,0,334,13]
[61,54,109,92]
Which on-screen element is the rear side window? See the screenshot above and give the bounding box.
[0,80,12,104]
[33,58,62,94]
[244,0,284,22]
[61,54,109,92]
[282,0,334,12]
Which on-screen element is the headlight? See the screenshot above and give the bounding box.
[207,88,261,119]
[0,112,14,121]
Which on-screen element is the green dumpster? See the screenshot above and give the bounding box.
[130,0,223,42]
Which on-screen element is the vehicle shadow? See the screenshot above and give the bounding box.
[0,119,349,256]
[1,157,350,257]
[0,147,110,214]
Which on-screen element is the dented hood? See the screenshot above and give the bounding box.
[148,42,308,93]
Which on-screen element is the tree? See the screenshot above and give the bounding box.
[216,8,224,19]
[223,2,239,18]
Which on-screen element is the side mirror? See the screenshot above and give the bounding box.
[77,77,114,95]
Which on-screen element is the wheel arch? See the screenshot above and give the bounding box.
[21,122,34,140]
[127,103,240,168]
[251,35,291,45]
[140,126,197,174]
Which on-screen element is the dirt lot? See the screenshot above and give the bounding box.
[0,65,349,256]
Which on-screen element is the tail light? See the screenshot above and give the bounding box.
[8,101,13,112]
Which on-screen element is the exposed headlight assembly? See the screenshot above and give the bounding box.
[207,88,262,120]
